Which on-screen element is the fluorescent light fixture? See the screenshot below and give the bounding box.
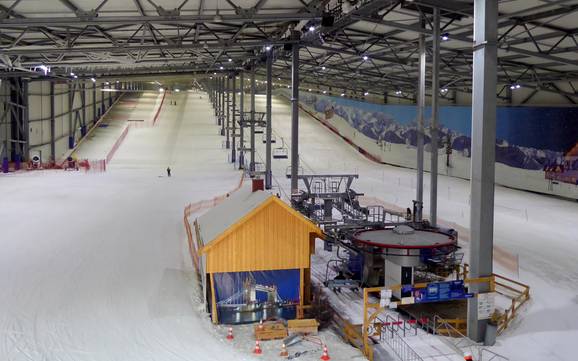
[36,65,50,75]
[175,89,180,92]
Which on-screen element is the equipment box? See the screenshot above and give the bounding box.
[287,319,319,334]
[254,322,288,340]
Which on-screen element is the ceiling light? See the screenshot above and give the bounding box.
[70,72,75,76]
[265,45,271,51]
[441,33,450,41]
[340,93,345,97]
[219,66,224,70]
[228,58,232,62]
[323,90,327,94]
[364,91,369,96]
[395,90,402,95]
[440,88,448,93]
[73,75,78,79]
[159,88,164,92]
[213,9,223,22]
[321,66,326,70]
[90,77,96,83]
[175,89,180,92]
[362,55,368,61]
[309,26,315,32]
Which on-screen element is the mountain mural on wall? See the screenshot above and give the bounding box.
[301,93,578,185]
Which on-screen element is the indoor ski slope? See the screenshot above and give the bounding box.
[0,91,251,361]
[246,94,578,361]
[1,90,577,361]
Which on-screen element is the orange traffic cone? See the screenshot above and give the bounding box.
[279,343,288,357]
[253,340,262,355]
[320,345,330,360]
[226,327,234,340]
[463,352,473,361]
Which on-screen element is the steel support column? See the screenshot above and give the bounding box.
[430,8,440,227]
[467,0,498,344]
[265,49,273,189]
[81,82,87,137]
[50,81,56,162]
[239,72,245,169]
[220,78,225,134]
[250,63,256,173]
[290,32,301,194]
[231,74,236,163]
[101,83,106,116]
[226,75,230,149]
[93,82,97,125]
[415,21,426,221]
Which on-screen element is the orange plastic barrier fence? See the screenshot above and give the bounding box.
[183,172,245,272]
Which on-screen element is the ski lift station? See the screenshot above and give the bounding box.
[193,188,323,324]
[1,1,578,361]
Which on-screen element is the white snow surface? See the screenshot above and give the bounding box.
[0,90,577,361]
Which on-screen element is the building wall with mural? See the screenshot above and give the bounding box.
[276,89,578,200]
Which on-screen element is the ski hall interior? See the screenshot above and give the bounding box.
[1,1,578,361]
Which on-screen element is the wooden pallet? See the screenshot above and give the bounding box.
[288,319,319,335]
[254,322,288,341]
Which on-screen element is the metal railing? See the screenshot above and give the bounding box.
[431,316,509,361]
[381,329,424,361]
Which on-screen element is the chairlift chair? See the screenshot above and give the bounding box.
[273,137,289,159]
[262,134,277,144]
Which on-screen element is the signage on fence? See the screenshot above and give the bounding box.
[477,292,496,320]
[409,280,474,304]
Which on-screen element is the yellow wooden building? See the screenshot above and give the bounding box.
[194,189,323,324]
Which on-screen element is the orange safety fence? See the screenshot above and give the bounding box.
[183,172,246,272]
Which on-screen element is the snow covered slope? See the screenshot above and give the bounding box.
[0,91,250,361]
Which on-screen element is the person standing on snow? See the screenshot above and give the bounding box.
[166,166,171,177]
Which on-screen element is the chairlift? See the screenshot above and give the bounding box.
[273,137,289,159]
[262,134,277,144]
